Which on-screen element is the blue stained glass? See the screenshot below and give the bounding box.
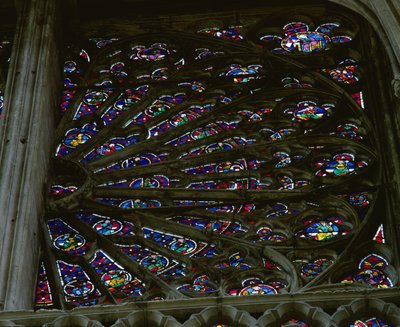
[57,260,101,306]
[336,123,363,140]
[198,26,243,41]
[186,175,298,191]
[35,263,54,309]
[75,213,135,236]
[60,90,76,113]
[188,179,249,190]
[299,258,333,279]
[238,107,272,122]
[316,23,340,34]
[142,227,217,257]
[315,153,367,177]
[273,152,291,168]
[178,81,206,92]
[64,60,77,73]
[101,86,149,124]
[51,185,78,197]
[90,250,145,299]
[96,198,162,209]
[206,203,255,214]
[82,134,140,162]
[278,175,310,190]
[221,64,264,83]
[283,22,309,35]
[90,38,119,48]
[350,318,392,327]
[174,200,222,207]
[179,137,255,158]
[170,216,247,235]
[195,48,224,60]
[177,275,217,293]
[257,227,286,243]
[282,32,330,53]
[64,77,78,89]
[124,93,185,127]
[295,216,348,241]
[284,101,334,121]
[110,61,127,78]
[149,104,214,137]
[182,159,264,175]
[104,152,168,171]
[117,244,187,279]
[130,43,171,61]
[73,91,112,119]
[261,128,296,142]
[103,175,171,188]
[266,203,291,218]
[228,277,282,296]
[56,122,98,157]
[261,21,351,54]
[166,121,238,146]
[322,59,359,85]
[346,192,370,207]
[47,219,89,256]
[215,252,251,270]
[342,254,393,288]
[331,35,352,44]
[151,67,168,80]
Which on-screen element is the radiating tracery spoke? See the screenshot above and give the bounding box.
[36,10,392,309]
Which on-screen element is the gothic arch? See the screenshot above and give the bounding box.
[111,310,181,327]
[331,298,400,326]
[182,306,257,327]
[257,302,331,327]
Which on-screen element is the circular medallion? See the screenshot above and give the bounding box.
[83,91,108,106]
[101,269,132,289]
[169,239,196,254]
[129,177,160,188]
[305,221,339,241]
[282,32,330,53]
[325,159,357,176]
[54,233,85,252]
[136,46,169,61]
[93,219,123,235]
[294,105,328,120]
[64,60,77,73]
[239,284,277,296]
[64,280,94,297]
[64,131,91,148]
[140,255,169,273]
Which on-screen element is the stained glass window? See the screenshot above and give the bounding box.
[35,7,394,309]
[350,318,392,327]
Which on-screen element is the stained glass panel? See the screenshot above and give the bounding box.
[37,7,391,309]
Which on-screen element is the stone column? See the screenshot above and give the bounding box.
[0,0,59,310]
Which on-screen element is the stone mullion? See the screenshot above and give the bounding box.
[0,0,59,310]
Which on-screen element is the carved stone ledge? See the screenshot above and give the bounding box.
[111,310,181,327]
[258,302,331,327]
[42,315,104,327]
[331,298,400,326]
[182,305,257,327]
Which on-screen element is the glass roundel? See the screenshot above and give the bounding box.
[35,10,390,310]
